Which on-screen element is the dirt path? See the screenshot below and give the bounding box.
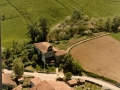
[66,33,110,53]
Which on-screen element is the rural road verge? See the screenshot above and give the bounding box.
[72,76,120,90]
[66,33,110,53]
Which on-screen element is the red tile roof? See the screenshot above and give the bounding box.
[55,50,66,56]
[30,77,42,86]
[30,80,55,90]
[47,81,72,90]
[2,73,17,86]
[30,80,72,90]
[12,85,22,90]
[34,42,58,53]
[67,79,78,86]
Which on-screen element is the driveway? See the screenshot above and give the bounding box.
[3,69,120,90]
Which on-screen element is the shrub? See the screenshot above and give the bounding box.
[65,72,72,80]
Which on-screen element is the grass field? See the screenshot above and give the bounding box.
[70,36,120,82]
[110,32,120,41]
[1,0,120,47]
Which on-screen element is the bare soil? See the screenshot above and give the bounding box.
[70,36,120,82]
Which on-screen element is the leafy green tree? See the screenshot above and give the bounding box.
[27,22,38,43]
[60,53,82,75]
[39,17,49,41]
[72,61,83,75]
[65,72,72,80]
[7,57,13,67]
[13,58,24,78]
[32,54,38,61]
[72,10,82,22]
[27,17,49,43]
[61,54,73,73]
[104,17,112,32]
[112,15,120,32]
[4,47,12,59]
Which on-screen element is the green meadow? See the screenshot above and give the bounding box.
[1,0,120,47]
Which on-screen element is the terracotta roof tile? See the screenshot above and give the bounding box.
[67,79,78,86]
[12,85,22,90]
[30,80,55,90]
[2,73,17,86]
[47,81,72,90]
[34,42,58,53]
[30,77,42,86]
[55,50,66,56]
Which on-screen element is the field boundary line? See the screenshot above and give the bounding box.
[66,33,110,53]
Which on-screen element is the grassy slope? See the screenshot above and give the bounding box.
[1,0,120,47]
[110,32,120,41]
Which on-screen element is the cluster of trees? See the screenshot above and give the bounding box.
[48,10,120,43]
[59,53,83,75]
[2,41,39,76]
[27,17,49,43]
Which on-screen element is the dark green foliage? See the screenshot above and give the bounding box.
[47,66,56,72]
[72,62,83,75]
[31,61,37,68]
[112,15,120,32]
[72,10,82,22]
[4,47,12,59]
[60,53,82,75]
[22,55,29,63]
[13,58,24,77]
[32,54,38,61]
[27,17,49,43]
[104,17,112,32]
[65,72,72,80]
[39,18,49,40]
[7,57,13,67]
[35,65,41,71]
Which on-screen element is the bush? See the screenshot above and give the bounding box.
[35,65,41,71]
[65,72,72,80]
[47,66,56,72]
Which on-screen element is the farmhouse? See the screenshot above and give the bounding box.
[30,77,42,87]
[12,85,22,90]
[34,42,66,65]
[30,80,72,90]
[2,73,17,89]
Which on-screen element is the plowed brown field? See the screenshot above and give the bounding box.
[70,36,120,82]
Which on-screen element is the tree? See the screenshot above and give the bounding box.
[71,10,82,24]
[4,47,12,59]
[112,15,120,32]
[61,54,73,73]
[39,17,49,41]
[104,17,112,32]
[60,53,83,75]
[32,54,38,61]
[27,22,39,43]
[64,72,72,80]
[27,17,49,43]
[12,58,24,78]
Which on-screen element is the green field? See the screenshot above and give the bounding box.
[1,0,120,47]
[110,32,120,41]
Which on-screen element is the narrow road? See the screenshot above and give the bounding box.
[4,69,120,90]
